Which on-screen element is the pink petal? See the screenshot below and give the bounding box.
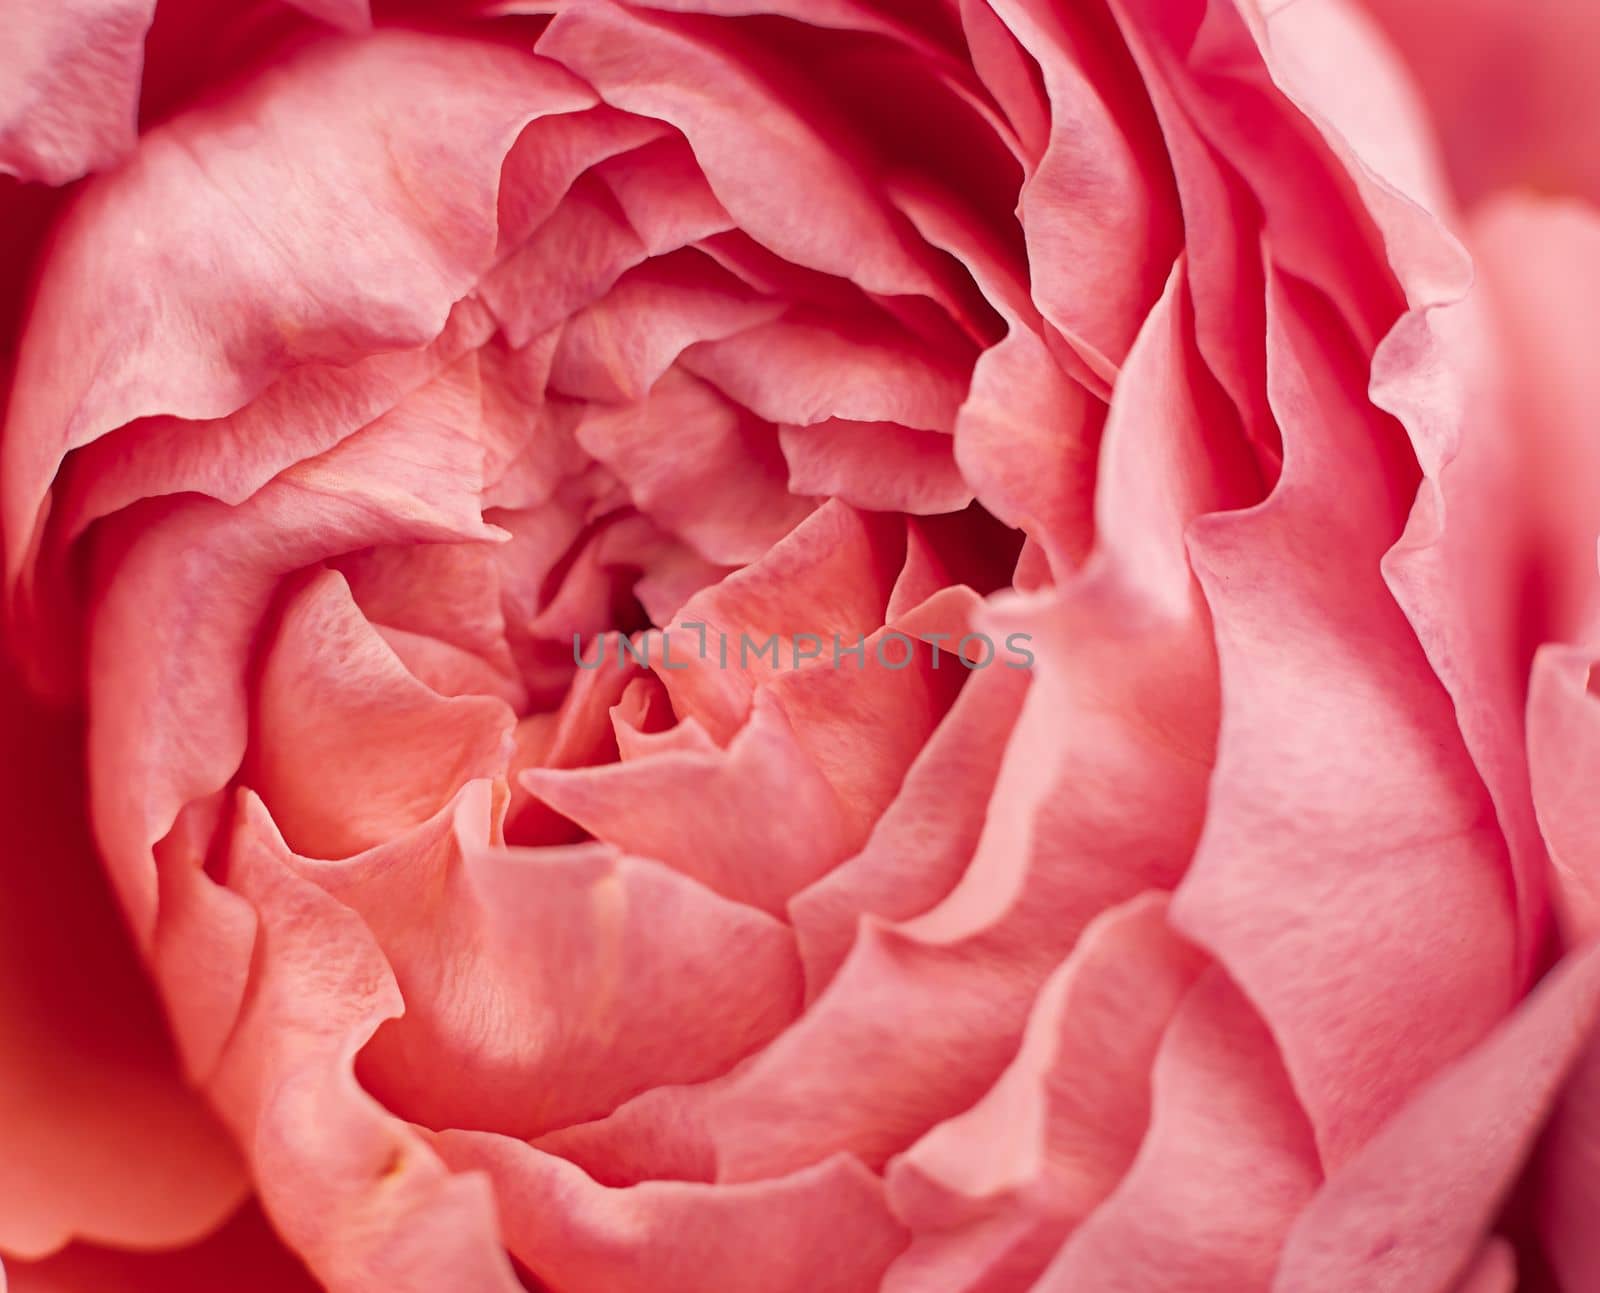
[987,0,1182,377]
[207,795,524,1293]
[536,0,952,300]
[277,783,803,1138]
[550,249,785,403]
[779,420,973,515]
[1274,941,1600,1293]
[5,31,587,601]
[249,571,514,859]
[433,1132,908,1293]
[86,363,503,943]
[789,662,1028,997]
[575,367,814,565]
[4,1200,319,1293]
[0,0,155,185]
[1357,0,1600,207]
[1174,269,1517,1167]
[883,894,1207,1293]
[524,690,850,916]
[1034,971,1320,1291]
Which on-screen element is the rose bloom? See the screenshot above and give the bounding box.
[4,0,1600,1290]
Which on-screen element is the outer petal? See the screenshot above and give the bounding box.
[1357,0,1600,207]
[0,657,244,1259]
[0,0,155,184]
[5,1201,319,1293]
[1175,268,1516,1167]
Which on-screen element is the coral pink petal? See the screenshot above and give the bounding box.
[575,367,813,566]
[789,663,1028,998]
[0,664,244,1260]
[536,0,950,300]
[87,365,502,944]
[3,32,588,597]
[250,571,514,859]
[1034,971,1320,1291]
[988,0,1181,377]
[0,0,154,185]
[524,690,850,916]
[550,249,784,403]
[681,314,969,433]
[4,1201,319,1293]
[656,501,905,739]
[779,420,972,516]
[433,1133,908,1293]
[206,796,524,1293]
[295,783,804,1137]
[1174,269,1517,1167]
[883,894,1207,1293]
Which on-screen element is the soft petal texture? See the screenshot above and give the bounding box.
[250,570,514,859]
[204,794,525,1293]
[0,0,155,184]
[4,31,591,607]
[1175,269,1516,1168]
[85,357,503,945]
[328,785,805,1138]
[0,655,245,1259]
[1358,0,1600,206]
[1032,969,1320,1291]
[882,894,1207,1293]
[434,1132,908,1293]
[1274,941,1600,1293]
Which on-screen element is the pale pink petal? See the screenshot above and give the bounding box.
[1174,270,1516,1167]
[1274,942,1600,1293]
[0,0,155,185]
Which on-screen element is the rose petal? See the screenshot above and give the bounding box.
[1274,941,1600,1293]
[1033,970,1320,1292]
[1174,267,1516,1167]
[0,0,155,185]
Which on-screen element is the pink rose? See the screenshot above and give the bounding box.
[3,2,1600,1291]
